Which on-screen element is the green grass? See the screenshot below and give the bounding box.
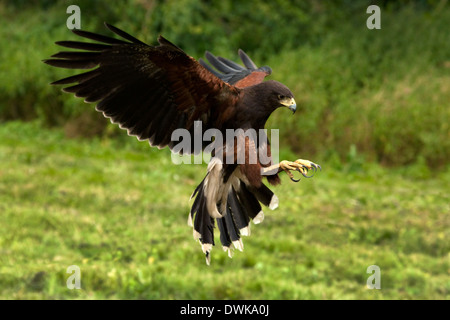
[0,121,448,299]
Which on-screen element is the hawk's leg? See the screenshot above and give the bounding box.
[262,159,321,182]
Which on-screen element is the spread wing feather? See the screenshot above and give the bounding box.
[44,23,239,152]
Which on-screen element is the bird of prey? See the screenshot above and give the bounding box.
[44,23,320,264]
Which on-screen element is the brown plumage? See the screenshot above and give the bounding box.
[44,23,302,264]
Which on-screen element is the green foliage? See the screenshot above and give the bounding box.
[265,4,450,168]
[0,1,449,168]
[0,121,448,299]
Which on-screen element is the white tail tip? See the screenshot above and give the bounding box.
[269,194,279,210]
[253,211,265,224]
[222,246,234,258]
[240,226,251,236]
[232,239,244,252]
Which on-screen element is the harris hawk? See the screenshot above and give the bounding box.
[44,23,320,264]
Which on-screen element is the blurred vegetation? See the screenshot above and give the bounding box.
[0,0,449,169]
[0,121,448,299]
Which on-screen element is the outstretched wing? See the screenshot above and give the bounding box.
[44,23,240,151]
[199,50,272,88]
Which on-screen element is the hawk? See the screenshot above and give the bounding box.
[44,23,320,264]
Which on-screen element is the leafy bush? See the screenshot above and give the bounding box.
[0,0,448,167]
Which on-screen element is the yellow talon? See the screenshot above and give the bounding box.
[279,159,321,182]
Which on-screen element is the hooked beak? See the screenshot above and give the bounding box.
[280,97,297,114]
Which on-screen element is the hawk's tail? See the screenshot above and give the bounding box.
[188,175,278,265]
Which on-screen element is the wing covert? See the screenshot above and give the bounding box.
[199,49,272,88]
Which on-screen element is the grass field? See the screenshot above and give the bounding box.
[0,121,448,299]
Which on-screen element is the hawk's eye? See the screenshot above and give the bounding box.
[277,95,285,100]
